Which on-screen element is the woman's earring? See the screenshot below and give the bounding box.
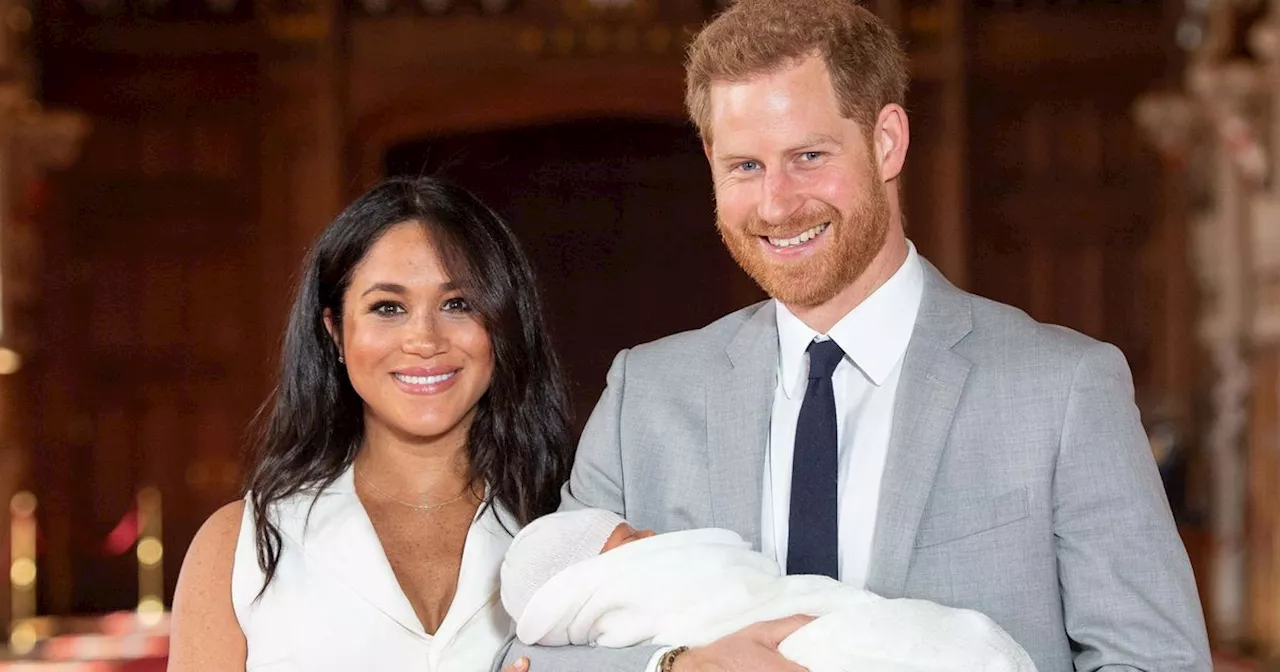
[338,354,344,364]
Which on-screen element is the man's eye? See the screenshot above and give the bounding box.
[737,160,761,172]
[801,151,823,161]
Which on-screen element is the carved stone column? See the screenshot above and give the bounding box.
[259,0,344,312]
[1137,0,1280,655]
[1242,5,1280,658]
[0,0,88,639]
[0,99,89,644]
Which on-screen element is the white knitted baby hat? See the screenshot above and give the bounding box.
[500,508,627,622]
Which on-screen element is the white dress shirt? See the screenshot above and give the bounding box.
[646,244,924,670]
[761,242,924,588]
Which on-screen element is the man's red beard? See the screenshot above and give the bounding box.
[716,185,890,309]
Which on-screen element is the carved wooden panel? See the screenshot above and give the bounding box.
[386,119,759,424]
[968,4,1178,416]
[35,54,265,613]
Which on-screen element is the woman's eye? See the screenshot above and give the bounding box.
[370,301,404,316]
[442,297,471,312]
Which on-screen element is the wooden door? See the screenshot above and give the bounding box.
[967,2,1188,435]
[387,118,761,424]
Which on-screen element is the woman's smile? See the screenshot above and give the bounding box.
[391,366,462,395]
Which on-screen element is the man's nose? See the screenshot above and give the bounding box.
[757,168,803,226]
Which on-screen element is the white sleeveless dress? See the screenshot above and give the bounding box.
[231,467,515,671]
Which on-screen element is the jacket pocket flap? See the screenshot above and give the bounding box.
[914,487,1029,549]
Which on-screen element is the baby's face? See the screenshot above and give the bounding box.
[600,522,656,553]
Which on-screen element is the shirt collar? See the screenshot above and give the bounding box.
[775,241,925,399]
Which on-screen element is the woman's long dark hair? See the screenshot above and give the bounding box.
[246,175,574,587]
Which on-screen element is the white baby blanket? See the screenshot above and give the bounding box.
[513,528,1037,672]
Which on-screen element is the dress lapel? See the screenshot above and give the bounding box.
[706,301,778,549]
[429,503,515,654]
[866,264,973,598]
[276,468,429,639]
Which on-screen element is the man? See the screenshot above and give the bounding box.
[500,1,1211,670]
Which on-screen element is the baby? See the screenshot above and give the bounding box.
[500,509,1037,672]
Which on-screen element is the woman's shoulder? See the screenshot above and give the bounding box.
[181,500,247,585]
[201,500,248,540]
[169,500,250,669]
[178,499,266,612]
[175,501,250,607]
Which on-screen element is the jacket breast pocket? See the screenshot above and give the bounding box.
[914,487,1030,549]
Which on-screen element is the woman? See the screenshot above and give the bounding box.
[170,176,572,671]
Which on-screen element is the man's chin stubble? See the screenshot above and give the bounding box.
[752,264,846,308]
[767,282,842,309]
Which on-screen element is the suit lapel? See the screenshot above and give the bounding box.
[866,264,973,598]
[706,301,777,549]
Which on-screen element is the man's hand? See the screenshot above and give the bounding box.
[673,615,814,672]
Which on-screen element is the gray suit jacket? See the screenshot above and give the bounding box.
[501,263,1211,672]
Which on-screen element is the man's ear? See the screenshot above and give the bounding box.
[323,308,342,358]
[873,103,910,183]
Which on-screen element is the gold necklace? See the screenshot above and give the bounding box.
[355,469,472,512]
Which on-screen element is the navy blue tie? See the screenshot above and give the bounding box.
[787,339,844,579]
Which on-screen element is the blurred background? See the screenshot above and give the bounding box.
[0,0,1277,667]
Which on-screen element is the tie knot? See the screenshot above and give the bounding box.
[806,339,845,379]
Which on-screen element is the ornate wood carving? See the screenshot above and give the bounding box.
[0,0,88,638]
[1136,0,1280,653]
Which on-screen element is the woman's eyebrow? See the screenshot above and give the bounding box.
[360,281,459,297]
[361,282,407,297]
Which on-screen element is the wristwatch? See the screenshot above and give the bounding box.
[658,646,690,672]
